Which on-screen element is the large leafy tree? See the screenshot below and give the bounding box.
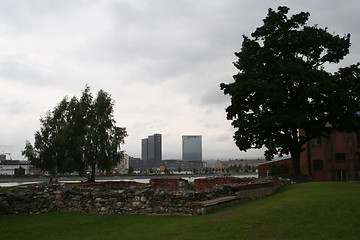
[23,86,128,181]
[220,6,360,174]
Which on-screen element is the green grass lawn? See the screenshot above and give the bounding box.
[1,181,359,240]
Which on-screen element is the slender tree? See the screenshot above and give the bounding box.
[85,89,128,182]
[220,6,360,174]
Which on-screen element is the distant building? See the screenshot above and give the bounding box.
[141,138,148,166]
[209,159,266,170]
[161,159,203,171]
[0,154,30,175]
[113,154,129,173]
[182,135,202,161]
[129,157,143,170]
[142,133,162,168]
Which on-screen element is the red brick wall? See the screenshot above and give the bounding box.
[258,158,292,177]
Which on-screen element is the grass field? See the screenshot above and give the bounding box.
[1,181,359,240]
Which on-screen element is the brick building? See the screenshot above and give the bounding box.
[259,131,360,181]
[300,130,360,181]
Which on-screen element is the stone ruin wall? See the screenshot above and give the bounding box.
[194,177,263,190]
[0,176,285,216]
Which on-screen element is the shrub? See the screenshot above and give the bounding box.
[269,164,290,176]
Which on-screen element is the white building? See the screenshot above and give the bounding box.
[0,154,30,175]
[114,153,129,173]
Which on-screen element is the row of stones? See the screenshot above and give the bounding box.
[0,176,281,216]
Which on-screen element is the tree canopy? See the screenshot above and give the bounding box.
[220,6,360,173]
[22,86,128,181]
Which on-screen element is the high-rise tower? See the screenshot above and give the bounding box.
[182,135,202,161]
[141,138,148,166]
[141,133,162,167]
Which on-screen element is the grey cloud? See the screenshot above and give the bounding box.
[78,1,261,83]
[204,122,219,129]
[0,1,79,34]
[199,86,229,106]
[6,99,30,115]
[214,133,230,142]
[0,59,50,85]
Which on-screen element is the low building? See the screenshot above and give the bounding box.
[258,158,292,177]
[129,157,144,170]
[161,159,204,171]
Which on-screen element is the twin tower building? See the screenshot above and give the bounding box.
[141,134,202,168]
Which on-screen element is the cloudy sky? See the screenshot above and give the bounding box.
[1,0,359,161]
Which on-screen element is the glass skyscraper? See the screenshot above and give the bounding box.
[141,138,148,166]
[182,135,202,161]
[141,133,162,167]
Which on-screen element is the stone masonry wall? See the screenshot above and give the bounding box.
[0,177,285,216]
[194,177,255,190]
[150,178,189,190]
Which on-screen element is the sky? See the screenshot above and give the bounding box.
[1,0,359,161]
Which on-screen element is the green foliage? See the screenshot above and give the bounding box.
[1,182,360,240]
[15,166,25,176]
[127,167,134,175]
[0,186,17,192]
[221,6,360,173]
[269,164,290,176]
[226,164,257,173]
[22,86,128,181]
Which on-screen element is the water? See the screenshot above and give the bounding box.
[0,182,40,187]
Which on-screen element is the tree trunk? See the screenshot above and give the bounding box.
[290,146,301,175]
[291,155,300,175]
[88,163,96,182]
[49,172,58,183]
[290,128,301,175]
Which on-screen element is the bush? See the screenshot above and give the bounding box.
[269,164,290,176]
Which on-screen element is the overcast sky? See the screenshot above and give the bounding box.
[1,0,359,161]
